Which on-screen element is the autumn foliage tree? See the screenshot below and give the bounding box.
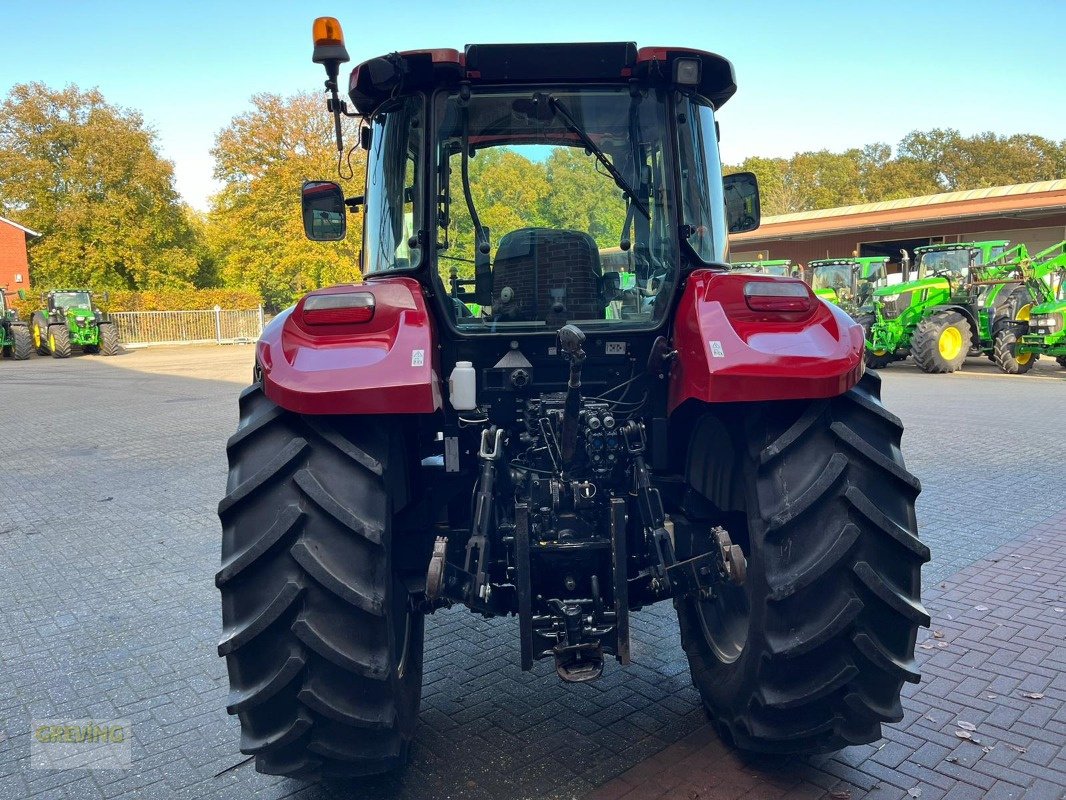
[5,78,1066,298]
[726,130,1066,216]
[0,83,202,289]
[207,92,365,309]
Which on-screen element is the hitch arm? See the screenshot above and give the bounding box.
[623,421,746,598]
[464,427,503,604]
[622,421,675,591]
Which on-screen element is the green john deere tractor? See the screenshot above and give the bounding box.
[808,256,890,317]
[29,289,119,359]
[864,240,1048,373]
[1,288,32,360]
[729,258,796,277]
[1017,242,1066,369]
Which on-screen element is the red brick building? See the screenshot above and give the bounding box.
[730,179,1066,275]
[0,215,39,291]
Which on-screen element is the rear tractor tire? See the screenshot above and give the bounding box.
[48,324,71,359]
[1058,356,1066,370]
[10,325,32,360]
[911,312,970,373]
[99,322,120,356]
[992,328,1036,375]
[31,314,50,356]
[217,385,423,779]
[675,371,929,753]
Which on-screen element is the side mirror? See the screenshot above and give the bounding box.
[103,291,110,304]
[301,181,347,241]
[17,289,26,300]
[723,172,760,233]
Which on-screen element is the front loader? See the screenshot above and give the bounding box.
[0,288,32,360]
[216,19,929,779]
[29,289,119,358]
[1016,242,1066,368]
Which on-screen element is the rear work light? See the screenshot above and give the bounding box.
[302,292,375,325]
[673,57,701,85]
[743,281,813,313]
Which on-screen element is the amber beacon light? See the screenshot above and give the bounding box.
[312,17,352,155]
[312,17,349,67]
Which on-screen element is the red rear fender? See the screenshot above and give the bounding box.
[258,278,441,415]
[668,270,864,411]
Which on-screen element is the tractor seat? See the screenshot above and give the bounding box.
[492,228,603,325]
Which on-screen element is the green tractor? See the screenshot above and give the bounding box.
[864,240,1046,373]
[1017,242,1066,369]
[729,258,796,277]
[29,289,119,359]
[1,288,32,360]
[808,256,891,317]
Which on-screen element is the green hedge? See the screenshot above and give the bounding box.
[11,288,262,318]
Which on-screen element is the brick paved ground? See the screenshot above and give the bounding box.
[0,348,1063,799]
[591,510,1066,800]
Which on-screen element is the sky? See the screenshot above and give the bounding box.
[2,0,1065,211]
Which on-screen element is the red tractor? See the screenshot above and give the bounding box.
[217,18,929,779]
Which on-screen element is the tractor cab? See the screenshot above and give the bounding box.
[913,241,1009,288]
[808,256,890,313]
[301,41,763,339]
[729,258,794,277]
[48,289,96,321]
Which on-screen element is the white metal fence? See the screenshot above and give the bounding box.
[108,307,264,347]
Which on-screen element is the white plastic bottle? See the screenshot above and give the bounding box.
[448,361,477,410]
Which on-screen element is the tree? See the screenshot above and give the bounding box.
[0,83,202,289]
[440,148,551,280]
[207,92,364,309]
[543,148,627,247]
[729,128,1066,217]
[898,128,1066,192]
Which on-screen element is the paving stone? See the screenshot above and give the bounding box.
[3,349,1066,800]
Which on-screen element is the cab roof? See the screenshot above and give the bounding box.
[809,256,889,266]
[914,240,1009,253]
[348,43,736,115]
[731,259,791,267]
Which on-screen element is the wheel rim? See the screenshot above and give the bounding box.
[873,349,888,357]
[695,536,750,664]
[938,326,962,360]
[1016,351,1032,365]
[33,326,40,348]
[49,333,55,351]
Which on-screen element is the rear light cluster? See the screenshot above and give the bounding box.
[743,281,813,313]
[302,292,375,325]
